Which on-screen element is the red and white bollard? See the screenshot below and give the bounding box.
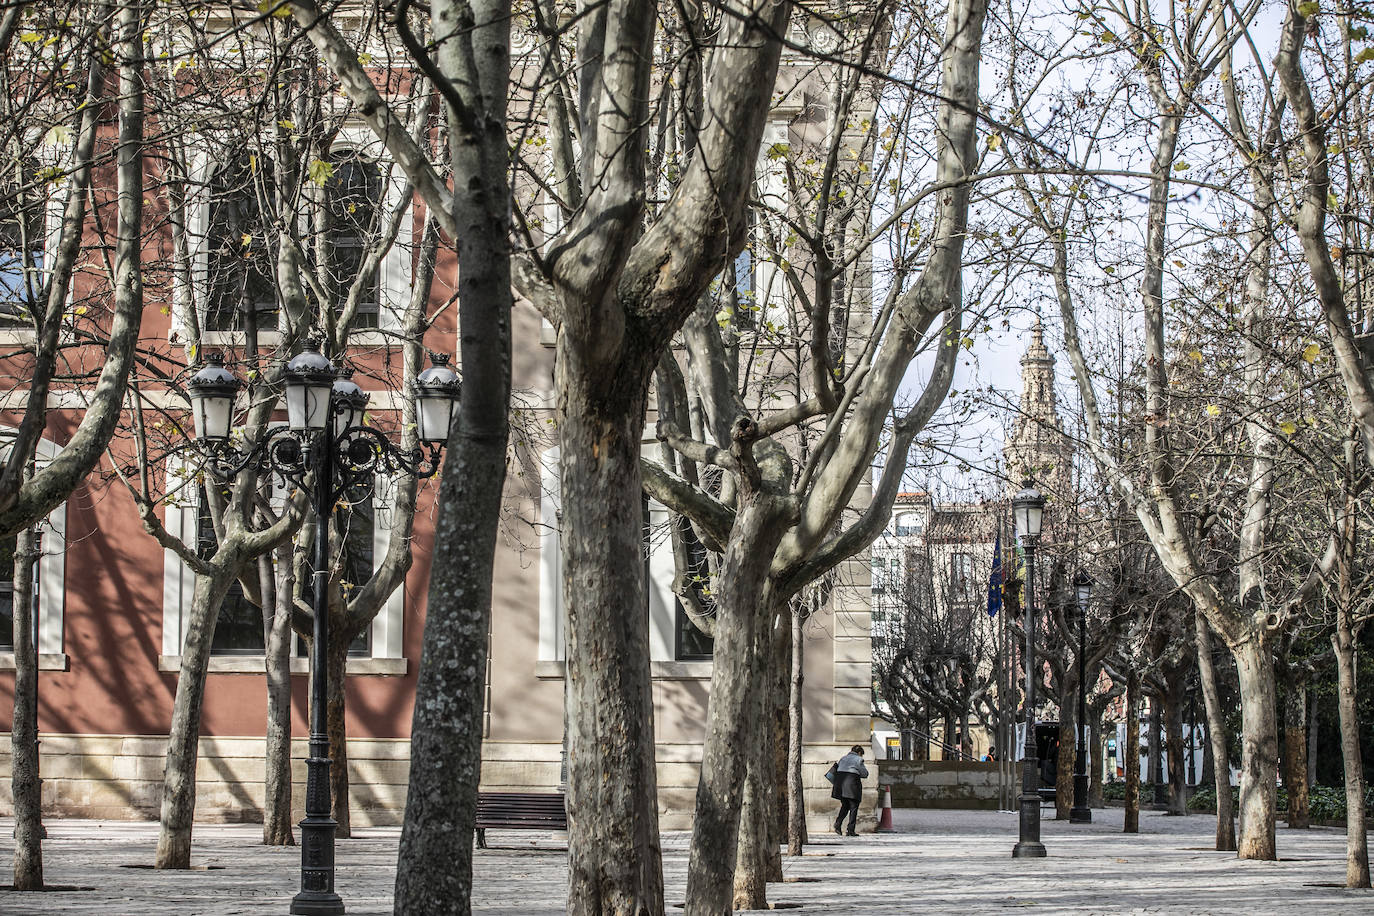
[876,784,894,832]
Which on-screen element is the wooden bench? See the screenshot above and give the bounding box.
[474,791,568,849]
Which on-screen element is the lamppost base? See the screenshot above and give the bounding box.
[290,891,345,916]
[1071,772,1091,823]
[1012,841,1047,858]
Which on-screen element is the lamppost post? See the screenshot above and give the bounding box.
[1071,570,1093,824]
[187,343,458,915]
[1012,481,1046,858]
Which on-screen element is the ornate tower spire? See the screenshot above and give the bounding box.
[1005,316,1071,500]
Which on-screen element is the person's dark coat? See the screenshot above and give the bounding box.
[830,771,862,801]
[829,751,869,802]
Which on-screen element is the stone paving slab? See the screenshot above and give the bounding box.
[1,807,1371,913]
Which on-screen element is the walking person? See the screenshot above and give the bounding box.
[830,744,869,836]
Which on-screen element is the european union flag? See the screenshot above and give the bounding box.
[987,533,1002,617]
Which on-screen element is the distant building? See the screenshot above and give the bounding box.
[872,320,1075,759]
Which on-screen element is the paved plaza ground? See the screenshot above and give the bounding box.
[2,806,1371,913]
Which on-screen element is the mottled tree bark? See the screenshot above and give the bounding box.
[157,564,240,868]
[1306,688,1318,792]
[1234,639,1278,860]
[786,605,807,855]
[1283,680,1309,829]
[685,451,792,913]
[263,542,295,846]
[1163,671,1186,816]
[1195,606,1235,851]
[733,751,770,911]
[1124,670,1140,834]
[561,377,664,915]
[1331,436,1368,887]
[1054,681,1075,820]
[387,0,514,908]
[11,523,42,890]
[1332,622,1369,886]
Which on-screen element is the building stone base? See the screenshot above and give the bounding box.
[1,734,878,832]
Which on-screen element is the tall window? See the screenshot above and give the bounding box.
[950,552,976,607]
[0,531,38,651]
[0,163,44,326]
[205,155,277,332]
[197,484,265,655]
[326,152,382,327]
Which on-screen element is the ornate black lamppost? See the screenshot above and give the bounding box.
[1011,481,1046,858]
[187,342,458,915]
[1070,570,1094,824]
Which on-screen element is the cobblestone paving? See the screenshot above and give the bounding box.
[2,807,1371,913]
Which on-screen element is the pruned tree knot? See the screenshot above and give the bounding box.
[731,415,760,443]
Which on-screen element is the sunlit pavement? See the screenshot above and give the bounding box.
[2,807,1370,913]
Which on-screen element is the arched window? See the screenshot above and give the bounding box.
[205,155,277,332]
[0,159,45,327]
[326,151,382,328]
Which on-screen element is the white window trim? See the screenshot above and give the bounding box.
[537,443,700,671]
[537,446,564,662]
[754,121,790,323]
[173,130,412,348]
[0,432,67,669]
[162,446,404,673]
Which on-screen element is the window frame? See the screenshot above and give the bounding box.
[0,432,67,669]
[538,444,707,673]
[174,129,413,350]
[161,446,405,673]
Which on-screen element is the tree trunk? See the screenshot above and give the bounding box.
[1332,625,1370,886]
[1195,605,1235,850]
[785,604,807,855]
[1124,670,1140,834]
[326,630,351,838]
[1088,704,1105,808]
[390,0,514,898]
[1146,699,1163,808]
[1055,700,1074,820]
[766,619,787,882]
[156,564,238,868]
[11,523,42,890]
[1233,638,1278,860]
[263,543,295,846]
[1284,680,1309,829]
[1306,687,1318,791]
[733,752,770,911]
[1164,676,1186,816]
[1201,723,1216,792]
[561,376,664,916]
[685,487,789,914]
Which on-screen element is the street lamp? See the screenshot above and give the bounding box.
[1070,570,1094,824]
[187,341,456,915]
[1011,481,1047,858]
